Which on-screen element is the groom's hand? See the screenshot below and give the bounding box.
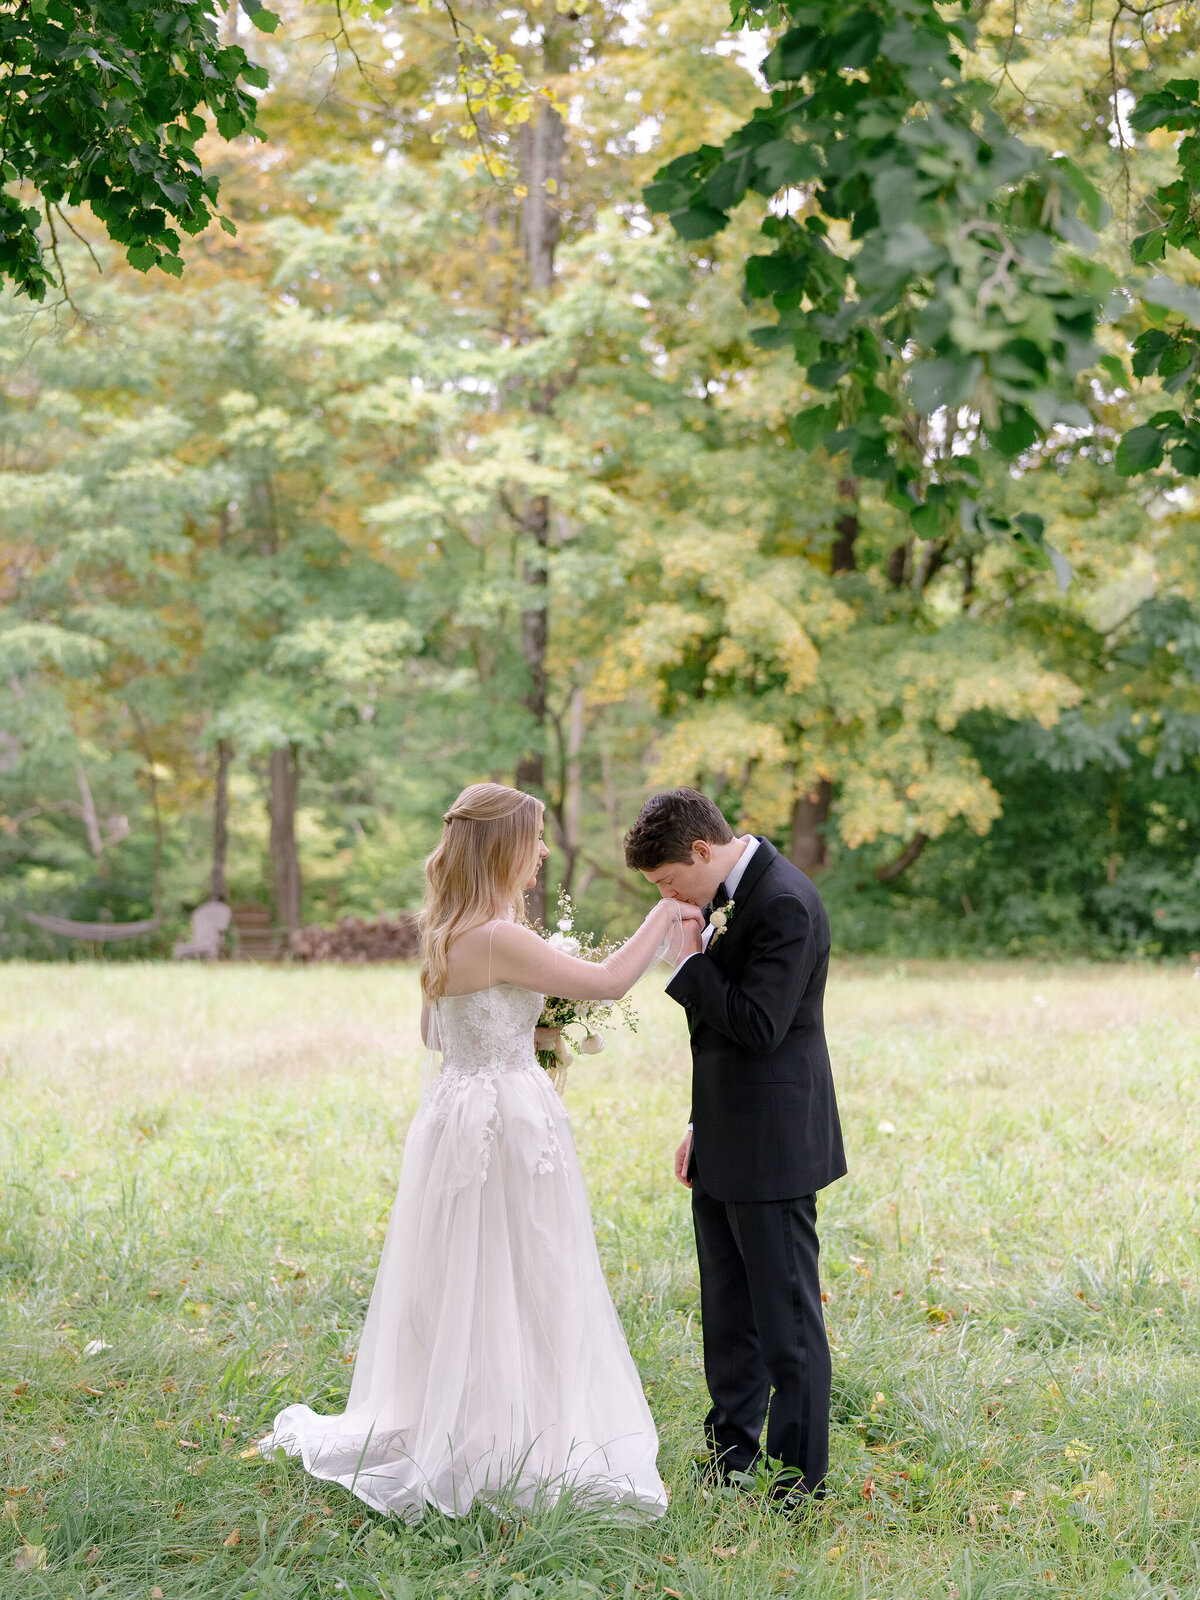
[676,905,704,960]
[673,1128,693,1189]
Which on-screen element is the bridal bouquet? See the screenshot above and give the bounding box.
[535,890,638,1085]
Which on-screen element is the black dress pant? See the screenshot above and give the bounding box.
[691,1170,830,1495]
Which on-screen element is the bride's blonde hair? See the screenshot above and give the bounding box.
[420,782,544,998]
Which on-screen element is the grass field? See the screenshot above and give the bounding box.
[1,960,1199,1600]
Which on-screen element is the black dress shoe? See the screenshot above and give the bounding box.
[768,1481,826,1517]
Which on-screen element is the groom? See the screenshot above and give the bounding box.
[624,788,846,1501]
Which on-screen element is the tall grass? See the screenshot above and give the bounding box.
[1,960,1197,1598]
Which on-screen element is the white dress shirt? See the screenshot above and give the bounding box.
[674,834,759,977]
[679,835,759,1134]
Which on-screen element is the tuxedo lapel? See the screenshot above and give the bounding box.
[729,837,776,913]
[705,837,777,962]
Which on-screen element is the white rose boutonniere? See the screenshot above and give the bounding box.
[707,897,735,949]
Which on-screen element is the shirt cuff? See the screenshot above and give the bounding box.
[670,951,699,982]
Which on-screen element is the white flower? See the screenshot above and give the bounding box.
[547,931,581,956]
[557,917,574,933]
[82,1339,111,1356]
[579,1034,605,1054]
[709,908,728,931]
[876,1120,896,1135]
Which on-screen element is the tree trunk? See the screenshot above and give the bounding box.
[515,494,550,923]
[519,102,565,290]
[887,539,912,588]
[76,763,103,858]
[269,743,302,933]
[513,97,566,924]
[555,684,585,897]
[875,831,928,883]
[791,481,858,874]
[789,779,832,875]
[913,538,949,593]
[211,738,231,902]
[831,477,858,574]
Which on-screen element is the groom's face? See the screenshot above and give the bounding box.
[640,841,726,908]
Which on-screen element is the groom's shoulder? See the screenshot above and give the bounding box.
[755,843,828,920]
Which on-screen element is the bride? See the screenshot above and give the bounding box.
[258,782,701,1520]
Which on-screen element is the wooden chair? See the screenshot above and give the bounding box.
[230,902,280,961]
[173,901,232,961]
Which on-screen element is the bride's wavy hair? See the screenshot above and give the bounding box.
[420,782,544,998]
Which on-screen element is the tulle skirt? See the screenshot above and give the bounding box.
[258,1063,667,1521]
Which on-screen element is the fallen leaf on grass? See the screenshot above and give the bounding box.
[713,1545,737,1559]
[178,1440,201,1450]
[237,1446,259,1459]
[1075,1471,1113,1501]
[14,1544,47,1571]
[84,1545,101,1565]
[82,1339,111,1356]
[1009,1489,1027,1507]
[663,1590,683,1598]
[861,1476,875,1500]
[827,1546,844,1562]
[222,1527,241,1548]
[151,1588,164,1598]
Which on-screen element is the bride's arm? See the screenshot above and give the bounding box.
[489,901,699,1000]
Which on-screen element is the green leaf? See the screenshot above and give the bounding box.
[249,9,279,32]
[745,252,807,298]
[990,404,1039,456]
[849,428,892,477]
[754,140,822,191]
[669,205,729,240]
[789,404,837,451]
[1131,227,1168,265]
[908,356,982,415]
[643,180,694,212]
[1013,512,1045,546]
[882,222,945,275]
[704,151,756,211]
[1133,275,1200,326]
[763,25,822,84]
[126,243,157,271]
[910,500,943,538]
[749,325,794,350]
[1127,81,1200,133]
[1046,543,1073,591]
[1169,432,1200,474]
[219,215,238,236]
[1114,424,1166,476]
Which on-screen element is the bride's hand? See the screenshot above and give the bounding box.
[651,898,704,964]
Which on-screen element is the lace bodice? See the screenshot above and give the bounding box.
[432,984,544,1078]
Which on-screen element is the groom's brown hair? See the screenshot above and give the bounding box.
[624,787,734,870]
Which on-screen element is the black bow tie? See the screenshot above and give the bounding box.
[711,883,730,910]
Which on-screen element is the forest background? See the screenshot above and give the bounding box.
[3,0,1200,962]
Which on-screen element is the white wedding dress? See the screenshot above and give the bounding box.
[258,981,668,1521]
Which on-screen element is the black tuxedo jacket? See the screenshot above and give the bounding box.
[665,838,847,1204]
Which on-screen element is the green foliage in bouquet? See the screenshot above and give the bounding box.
[534,891,638,1082]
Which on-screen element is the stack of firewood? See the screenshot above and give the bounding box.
[289,915,420,963]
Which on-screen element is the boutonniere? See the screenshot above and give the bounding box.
[707,898,735,949]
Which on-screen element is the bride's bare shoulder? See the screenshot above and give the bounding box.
[449,919,540,955]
